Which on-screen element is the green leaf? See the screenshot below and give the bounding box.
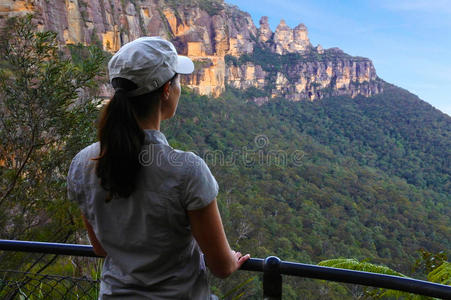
[428,262,451,285]
[319,258,406,277]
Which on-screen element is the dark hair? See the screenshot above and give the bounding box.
[94,75,177,202]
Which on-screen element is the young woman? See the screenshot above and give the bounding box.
[67,37,250,299]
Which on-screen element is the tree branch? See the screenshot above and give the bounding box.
[0,140,35,205]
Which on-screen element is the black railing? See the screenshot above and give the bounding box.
[1,239,450,299]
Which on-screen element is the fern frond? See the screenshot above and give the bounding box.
[222,276,256,299]
[319,258,419,299]
[427,262,451,285]
[318,258,406,277]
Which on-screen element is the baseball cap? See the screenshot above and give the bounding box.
[108,36,194,97]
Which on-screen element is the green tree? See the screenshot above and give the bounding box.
[0,14,104,267]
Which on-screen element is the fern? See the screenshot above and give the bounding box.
[318,258,406,277]
[318,258,451,299]
[222,276,256,299]
[318,259,421,299]
[428,262,451,285]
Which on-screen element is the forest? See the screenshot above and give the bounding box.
[0,15,450,299]
[165,85,450,298]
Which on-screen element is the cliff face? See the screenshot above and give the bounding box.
[226,45,382,101]
[0,0,383,101]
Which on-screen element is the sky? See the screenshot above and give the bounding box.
[226,0,451,116]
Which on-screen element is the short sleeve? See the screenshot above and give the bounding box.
[183,154,219,211]
[66,148,94,218]
[66,143,100,219]
[67,155,87,215]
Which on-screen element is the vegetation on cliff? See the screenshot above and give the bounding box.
[162,85,450,297]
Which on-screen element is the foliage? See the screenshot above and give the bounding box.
[233,45,303,73]
[0,268,100,300]
[318,258,405,277]
[292,84,451,193]
[318,257,450,299]
[197,0,224,15]
[0,14,104,271]
[414,249,448,275]
[166,0,224,16]
[428,262,451,285]
[221,276,257,299]
[161,85,450,298]
[1,11,450,299]
[318,258,410,299]
[230,44,368,73]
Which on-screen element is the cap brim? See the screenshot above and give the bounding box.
[176,55,194,74]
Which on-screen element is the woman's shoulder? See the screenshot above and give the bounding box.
[71,142,100,166]
[68,142,100,182]
[168,148,207,171]
[175,150,219,211]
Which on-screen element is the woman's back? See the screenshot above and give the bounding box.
[68,130,218,299]
[68,37,249,299]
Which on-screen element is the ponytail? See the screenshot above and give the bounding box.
[95,78,153,201]
[95,87,143,201]
[95,76,177,201]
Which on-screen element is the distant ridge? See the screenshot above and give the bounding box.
[1,0,383,101]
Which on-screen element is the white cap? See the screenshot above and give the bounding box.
[108,36,194,97]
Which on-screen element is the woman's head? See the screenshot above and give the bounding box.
[95,37,193,200]
[108,36,193,98]
[158,72,181,121]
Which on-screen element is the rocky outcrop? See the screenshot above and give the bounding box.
[0,0,383,101]
[273,19,310,54]
[227,63,267,90]
[258,16,272,43]
[275,57,381,101]
[226,54,382,102]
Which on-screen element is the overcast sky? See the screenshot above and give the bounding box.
[226,0,451,116]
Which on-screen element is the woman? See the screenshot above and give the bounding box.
[67,37,250,299]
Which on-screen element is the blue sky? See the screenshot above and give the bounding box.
[226,0,451,116]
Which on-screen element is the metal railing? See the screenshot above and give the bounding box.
[0,270,99,300]
[1,239,450,299]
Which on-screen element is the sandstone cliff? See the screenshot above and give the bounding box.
[0,0,383,101]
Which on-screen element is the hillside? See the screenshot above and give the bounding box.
[163,85,450,297]
[0,0,449,298]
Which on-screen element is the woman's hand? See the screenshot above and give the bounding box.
[188,199,251,278]
[231,250,251,270]
[82,214,107,257]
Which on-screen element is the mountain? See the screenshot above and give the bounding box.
[1,0,382,101]
[1,0,450,298]
[166,86,450,298]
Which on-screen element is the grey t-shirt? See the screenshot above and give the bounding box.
[67,130,219,299]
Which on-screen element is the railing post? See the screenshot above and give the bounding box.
[263,256,282,300]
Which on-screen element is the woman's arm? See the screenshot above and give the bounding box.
[82,214,107,257]
[187,199,250,278]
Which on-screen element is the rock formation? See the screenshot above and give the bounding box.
[273,19,310,54]
[258,16,272,43]
[0,0,383,101]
